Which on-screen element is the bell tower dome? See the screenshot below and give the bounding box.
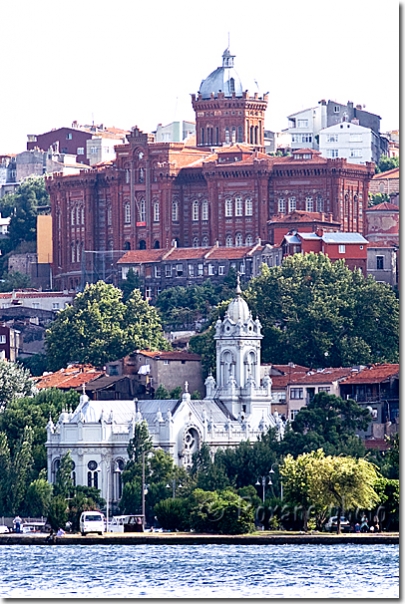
[191,46,269,150]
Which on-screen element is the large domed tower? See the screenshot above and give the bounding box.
[191,47,268,151]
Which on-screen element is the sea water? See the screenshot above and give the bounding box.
[2,543,399,598]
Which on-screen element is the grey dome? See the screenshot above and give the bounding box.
[199,48,244,99]
[227,295,250,323]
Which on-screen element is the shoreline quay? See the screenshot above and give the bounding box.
[0,532,399,546]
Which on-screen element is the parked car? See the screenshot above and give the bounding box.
[325,516,351,532]
[0,525,9,534]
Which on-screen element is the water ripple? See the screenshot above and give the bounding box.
[0,543,399,598]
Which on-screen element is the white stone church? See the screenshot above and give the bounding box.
[46,284,285,507]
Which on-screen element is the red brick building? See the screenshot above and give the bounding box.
[46,49,375,291]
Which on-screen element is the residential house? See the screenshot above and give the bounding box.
[117,242,261,301]
[286,367,354,420]
[34,364,105,390]
[261,363,309,417]
[0,324,21,361]
[281,230,368,275]
[369,168,400,200]
[319,122,376,164]
[267,210,340,246]
[154,121,196,143]
[339,364,399,447]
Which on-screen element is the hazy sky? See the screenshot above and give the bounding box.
[0,0,399,155]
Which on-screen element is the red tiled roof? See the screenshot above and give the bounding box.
[272,364,310,373]
[138,350,201,361]
[290,367,353,385]
[118,244,259,264]
[372,168,399,179]
[268,211,339,225]
[271,372,307,389]
[117,249,168,264]
[207,246,257,259]
[366,202,399,211]
[340,364,399,385]
[34,364,104,388]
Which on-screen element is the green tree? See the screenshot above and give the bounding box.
[0,271,32,292]
[45,282,168,371]
[0,432,11,514]
[368,192,390,207]
[120,421,153,515]
[309,452,380,534]
[9,426,35,514]
[155,385,170,399]
[53,452,74,499]
[23,470,53,517]
[375,155,399,174]
[373,477,399,531]
[0,360,34,412]
[47,495,69,531]
[281,392,371,458]
[0,388,78,476]
[244,254,399,367]
[154,497,191,531]
[188,488,255,535]
[7,177,49,250]
[119,268,143,302]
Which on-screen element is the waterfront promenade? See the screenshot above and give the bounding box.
[0,532,398,545]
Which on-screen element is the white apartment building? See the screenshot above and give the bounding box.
[319,122,374,164]
[287,105,327,151]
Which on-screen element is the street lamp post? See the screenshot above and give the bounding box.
[256,474,273,503]
[166,478,182,498]
[98,460,122,532]
[142,451,146,532]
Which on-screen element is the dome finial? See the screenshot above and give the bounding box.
[236,271,242,295]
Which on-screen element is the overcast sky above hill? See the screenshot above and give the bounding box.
[0,0,399,155]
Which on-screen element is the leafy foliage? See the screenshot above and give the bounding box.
[45,282,169,371]
[375,155,399,174]
[368,192,390,207]
[188,488,255,534]
[0,361,34,412]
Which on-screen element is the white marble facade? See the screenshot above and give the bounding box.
[46,285,284,505]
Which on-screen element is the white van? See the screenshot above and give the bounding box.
[79,511,104,536]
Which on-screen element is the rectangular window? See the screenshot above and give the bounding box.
[350,134,362,142]
[327,149,339,158]
[145,287,152,299]
[66,133,73,140]
[288,197,296,213]
[52,303,60,310]
[297,119,308,128]
[32,303,39,309]
[225,199,233,217]
[290,388,303,399]
[334,106,340,113]
[350,149,362,157]
[245,198,253,216]
[208,264,215,276]
[327,134,338,143]
[239,262,245,274]
[165,265,172,278]
[218,265,225,275]
[316,197,324,212]
[339,245,346,253]
[125,169,130,184]
[77,147,84,155]
[164,360,169,365]
[188,264,194,277]
[235,197,243,217]
[198,263,204,276]
[154,266,161,278]
[0,335,6,344]
[278,198,286,213]
[318,386,331,392]
[376,256,384,270]
[176,264,183,276]
[290,409,300,421]
[305,197,314,212]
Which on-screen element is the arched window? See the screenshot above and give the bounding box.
[238,126,243,142]
[278,198,286,213]
[139,240,146,250]
[81,206,85,225]
[202,236,209,247]
[316,196,324,212]
[71,208,75,225]
[139,168,144,183]
[306,197,314,212]
[123,241,131,251]
[192,236,199,248]
[288,197,296,213]
[87,460,98,488]
[139,198,146,222]
[153,240,160,249]
[51,459,60,484]
[153,201,160,222]
[245,198,253,216]
[202,200,208,221]
[226,235,233,247]
[172,200,178,222]
[225,128,230,144]
[71,243,75,263]
[76,242,80,263]
[108,239,114,250]
[76,206,80,225]
[124,202,131,224]
[235,232,243,247]
[107,205,112,226]
[192,200,199,221]
[245,234,254,246]
[235,196,243,216]
[225,198,232,217]
[125,169,130,184]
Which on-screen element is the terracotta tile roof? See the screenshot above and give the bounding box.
[117,249,168,264]
[169,248,210,260]
[340,364,399,385]
[268,211,339,225]
[271,373,307,389]
[0,292,73,299]
[366,202,399,211]
[290,367,354,385]
[34,364,104,388]
[372,168,399,179]
[138,350,201,361]
[206,246,257,260]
